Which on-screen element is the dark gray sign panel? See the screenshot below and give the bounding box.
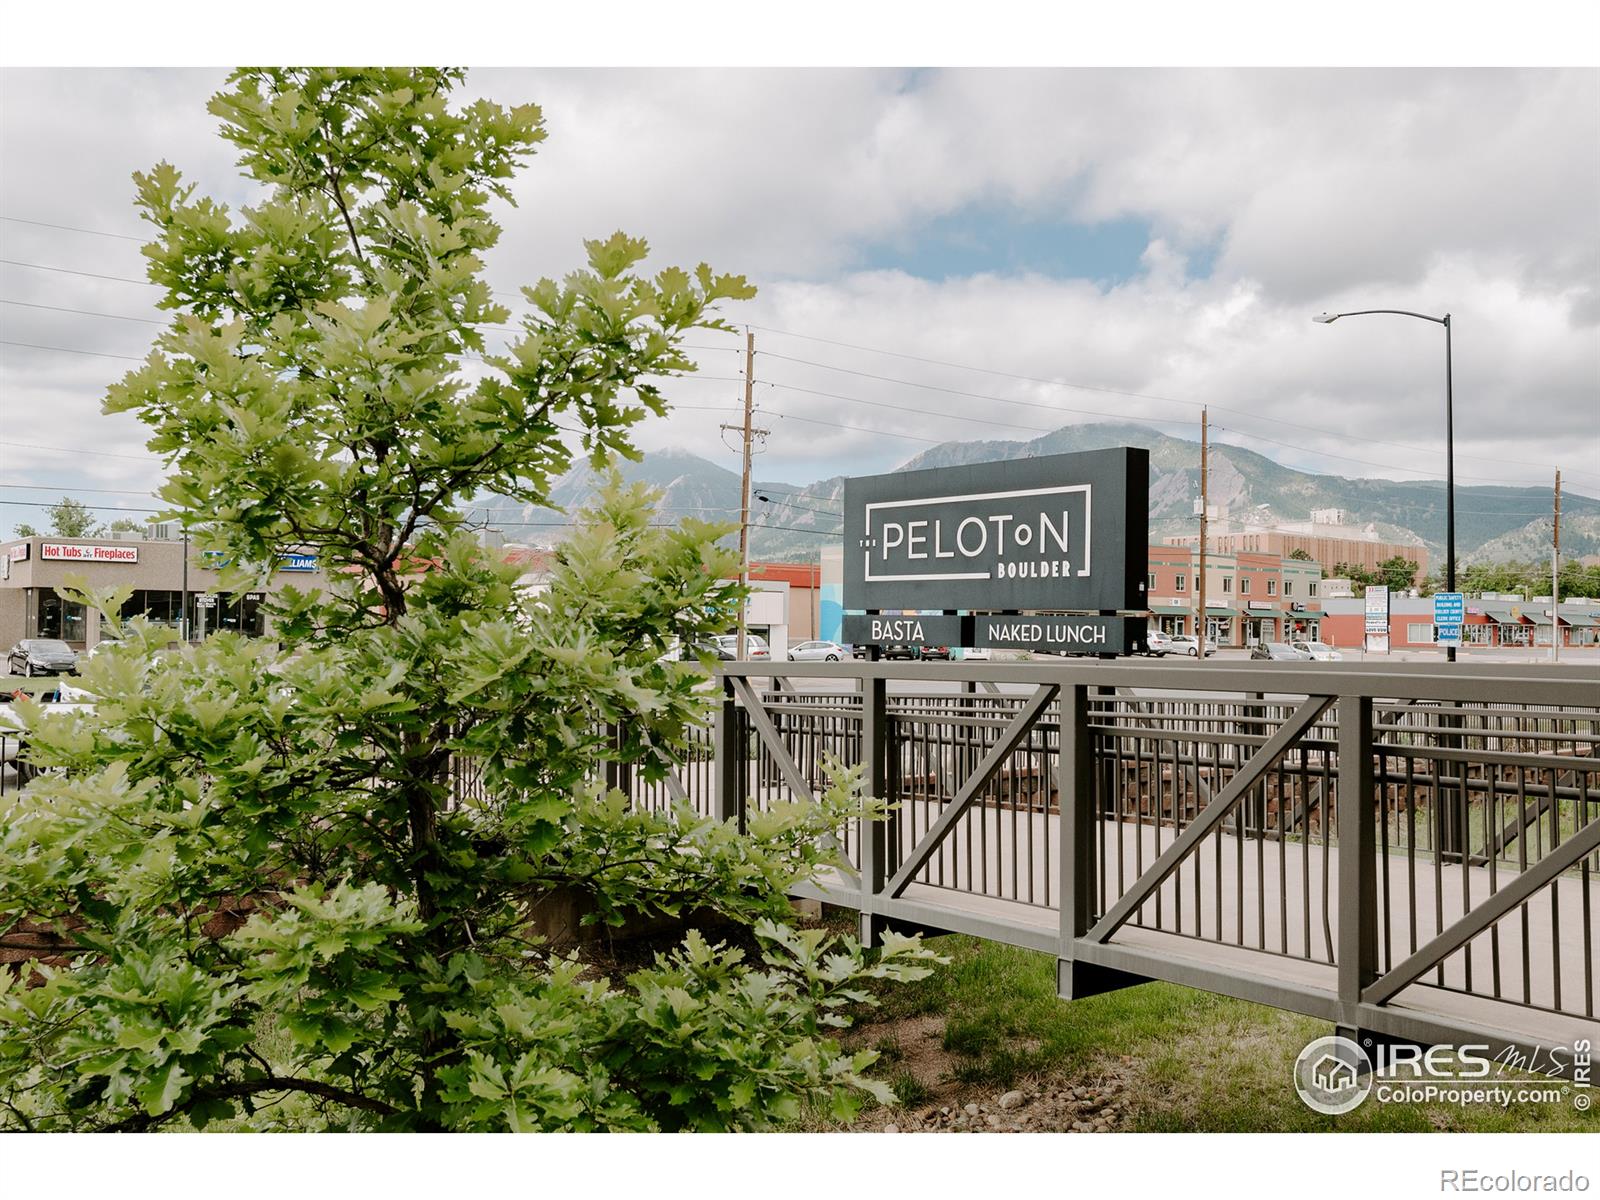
[843,447,1149,613]
[842,613,967,647]
[973,614,1146,656]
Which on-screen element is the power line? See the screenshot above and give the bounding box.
[0,214,144,242]
[762,379,1059,437]
[0,482,161,497]
[0,497,161,514]
[752,494,842,520]
[749,323,1599,483]
[0,258,159,287]
[1,339,147,362]
[1,440,160,463]
[762,409,949,446]
[1208,423,1538,487]
[759,349,1202,429]
[0,298,164,324]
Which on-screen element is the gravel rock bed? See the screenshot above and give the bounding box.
[878,1078,1128,1133]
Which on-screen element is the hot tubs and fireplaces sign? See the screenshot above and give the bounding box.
[842,447,1149,656]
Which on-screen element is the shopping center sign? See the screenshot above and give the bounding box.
[40,542,139,564]
[843,448,1149,614]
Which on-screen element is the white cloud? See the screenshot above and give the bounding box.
[2,66,1596,539]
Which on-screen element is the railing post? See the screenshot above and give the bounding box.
[713,675,742,831]
[1435,702,1465,862]
[859,671,888,947]
[1336,693,1378,1036]
[1058,681,1144,999]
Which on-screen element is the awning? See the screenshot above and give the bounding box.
[1205,607,1243,618]
[1149,605,1192,615]
[1557,613,1600,627]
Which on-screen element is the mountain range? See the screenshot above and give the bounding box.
[474,424,1599,568]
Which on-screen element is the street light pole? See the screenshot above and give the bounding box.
[1314,307,1457,662]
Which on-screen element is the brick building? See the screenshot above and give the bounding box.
[1145,546,1323,648]
[1164,509,1428,586]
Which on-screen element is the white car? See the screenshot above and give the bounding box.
[1168,634,1213,658]
[0,686,93,778]
[1143,629,1176,657]
[709,634,770,661]
[1292,640,1343,662]
[787,640,846,662]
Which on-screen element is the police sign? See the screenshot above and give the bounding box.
[843,448,1149,613]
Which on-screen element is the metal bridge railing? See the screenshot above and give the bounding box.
[704,658,1599,1071]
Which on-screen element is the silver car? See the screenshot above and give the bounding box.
[788,640,846,662]
[1292,640,1343,662]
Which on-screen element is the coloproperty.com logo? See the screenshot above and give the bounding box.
[1293,1035,1593,1116]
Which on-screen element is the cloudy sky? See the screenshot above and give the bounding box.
[2,64,1597,537]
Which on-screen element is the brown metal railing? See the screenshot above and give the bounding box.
[703,658,1599,1072]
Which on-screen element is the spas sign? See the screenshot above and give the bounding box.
[843,448,1149,612]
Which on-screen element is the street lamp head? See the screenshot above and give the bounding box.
[1312,312,1340,324]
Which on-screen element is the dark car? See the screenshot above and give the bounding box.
[918,645,951,661]
[8,639,79,676]
[683,639,736,661]
[1250,641,1312,661]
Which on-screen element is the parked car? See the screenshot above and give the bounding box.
[683,639,736,661]
[960,647,992,661]
[881,644,919,660]
[788,640,847,662]
[1168,634,1212,658]
[7,639,79,676]
[1292,640,1343,662]
[918,645,951,661]
[1143,629,1176,657]
[708,634,770,661]
[1251,641,1313,661]
[1,685,94,781]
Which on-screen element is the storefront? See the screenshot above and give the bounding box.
[1,536,326,652]
[1206,607,1242,647]
[1283,609,1322,642]
[1149,605,1191,636]
[1244,602,1278,645]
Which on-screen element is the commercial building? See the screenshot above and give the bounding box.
[1,535,328,652]
[1321,596,1600,650]
[1165,508,1429,586]
[1146,545,1324,647]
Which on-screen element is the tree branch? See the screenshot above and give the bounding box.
[106,1073,396,1132]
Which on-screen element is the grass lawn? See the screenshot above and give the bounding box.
[835,931,1596,1133]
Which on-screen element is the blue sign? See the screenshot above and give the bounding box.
[279,554,318,573]
[1433,592,1463,647]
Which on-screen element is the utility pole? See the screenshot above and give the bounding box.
[1552,468,1561,664]
[1194,407,1208,659]
[181,525,190,643]
[720,329,768,659]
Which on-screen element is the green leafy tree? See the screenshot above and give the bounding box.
[0,68,934,1133]
[1287,547,1313,561]
[102,517,145,536]
[1376,555,1420,592]
[19,496,100,539]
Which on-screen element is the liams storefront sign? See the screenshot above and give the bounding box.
[843,448,1149,655]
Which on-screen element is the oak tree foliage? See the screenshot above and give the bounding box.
[0,67,933,1132]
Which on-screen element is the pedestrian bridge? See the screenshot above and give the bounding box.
[637,659,1599,1072]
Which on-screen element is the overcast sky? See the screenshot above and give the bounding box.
[2,64,1597,537]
